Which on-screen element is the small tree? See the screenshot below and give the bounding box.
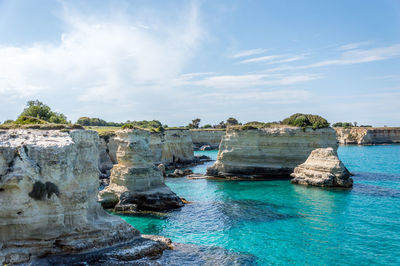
[226,117,239,126]
[188,118,201,129]
[18,100,67,124]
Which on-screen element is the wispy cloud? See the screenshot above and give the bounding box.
[265,55,306,65]
[192,73,320,89]
[338,41,372,51]
[229,48,267,58]
[202,89,312,103]
[265,44,400,72]
[240,54,285,64]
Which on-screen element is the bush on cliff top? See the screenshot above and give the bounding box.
[282,113,330,129]
[18,100,68,124]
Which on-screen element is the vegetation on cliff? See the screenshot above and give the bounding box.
[76,117,123,127]
[281,113,330,129]
[18,100,68,124]
[333,122,372,128]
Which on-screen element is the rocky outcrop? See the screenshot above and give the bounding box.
[335,127,400,144]
[150,129,195,166]
[98,129,183,211]
[290,147,353,188]
[207,127,338,179]
[0,129,150,264]
[190,129,225,150]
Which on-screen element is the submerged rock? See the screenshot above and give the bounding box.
[207,127,338,179]
[290,147,353,188]
[98,129,183,211]
[0,129,142,264]
[167,169,193,178]
[200,144,212,151]
[190,129,225,150]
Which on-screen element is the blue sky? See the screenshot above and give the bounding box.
[0,0,399,126]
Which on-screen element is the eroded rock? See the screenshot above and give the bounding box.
[0,129,140,264]
[98,129,183,211]
[290,147,353,188]
[207,127,338,179]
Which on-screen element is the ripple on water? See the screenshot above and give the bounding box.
[119,147,400,265]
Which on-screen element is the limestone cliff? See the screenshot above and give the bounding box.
[290,147,353,188]
[0,129,141,264]
[150,129,194,166]
[206,127,338,179]
[98,129,183,211]
[335,127,400,144]
[190,129,225,150]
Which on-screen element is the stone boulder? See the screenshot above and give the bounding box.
[98,129,183,211]
[200,145,212,151]
[290,147,353,188]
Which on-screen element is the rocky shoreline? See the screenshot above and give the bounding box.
[335,127,400,145]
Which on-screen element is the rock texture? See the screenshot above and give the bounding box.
[335,127,400,144]
[98,129,183,211]
[0,129,142,264]
[290,147,353,187]
[207,127,338,179]
[190,129,225,150]
[150,129,195,166]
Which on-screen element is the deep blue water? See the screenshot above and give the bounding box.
[120,145,400,265]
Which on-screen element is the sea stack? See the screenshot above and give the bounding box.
[98,129,183,211]
[0,129,141,264]
[290,147,353,188]
[149,129,195,166]
[206,127,338,179]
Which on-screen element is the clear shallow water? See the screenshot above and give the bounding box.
[120,145,400,265]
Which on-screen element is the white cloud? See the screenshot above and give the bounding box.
[240,54,285,64]
[202,89,312,104]
[265,44,400,72]
[192,73,320,89]
[338,41,371,51]
[0,3,203,118]
[229,48,267,58]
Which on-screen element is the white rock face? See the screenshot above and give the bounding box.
[190,130,225,149]
[207,127,338,179]
[149,129,194,166]
[290,147,353,188]
[99,129,183,211]
[335,127,400,144]
[0,129,139,264]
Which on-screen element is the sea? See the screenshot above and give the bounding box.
[119,145,400,265]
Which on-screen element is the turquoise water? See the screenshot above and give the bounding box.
[120,145,400,265]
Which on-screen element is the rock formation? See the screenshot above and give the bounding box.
[0,129,154,264]
[290,147,353,188]
[335,127,400,144]
[206,127,338,179]
[98,129,183,211]
[190,129,225,150]
[150,129,194,166]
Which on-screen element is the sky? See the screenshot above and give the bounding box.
[0,0,399,126]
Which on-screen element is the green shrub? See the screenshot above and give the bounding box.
[76,117,123,127]
[18,100,68,124]
[332,122,353,128]
[15,116,48,125]
[240,124,258,130]
[282,113,329,129]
